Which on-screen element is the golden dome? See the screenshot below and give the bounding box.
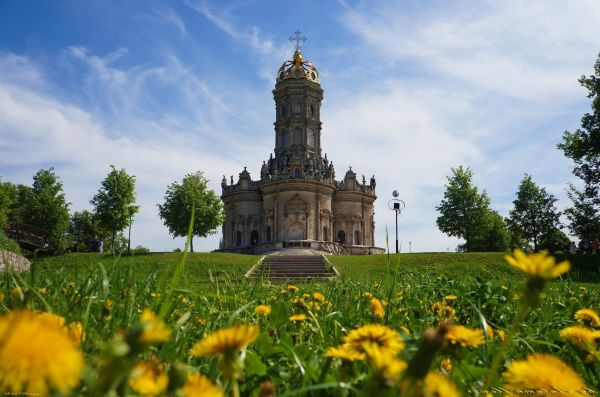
[276,49,320,84]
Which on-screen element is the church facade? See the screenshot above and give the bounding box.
[219,47,383,254]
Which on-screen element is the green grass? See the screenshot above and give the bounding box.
[2,251,599,395]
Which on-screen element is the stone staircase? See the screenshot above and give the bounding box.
[249,254,337,281]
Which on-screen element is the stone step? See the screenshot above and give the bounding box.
[250,253,336,281]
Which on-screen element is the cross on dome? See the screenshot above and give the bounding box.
[289,30,307,51]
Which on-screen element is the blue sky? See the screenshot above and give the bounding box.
[1,0,599,252]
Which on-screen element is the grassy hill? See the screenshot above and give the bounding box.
[28,251,600,287]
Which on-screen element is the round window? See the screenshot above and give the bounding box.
[311,72,316,80]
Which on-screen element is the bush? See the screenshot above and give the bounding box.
[131,245,150,254]
[0,229,21,254]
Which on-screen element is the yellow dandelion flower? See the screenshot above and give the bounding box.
[362,342,407,382]
[370,297,385,318]
[560,326,599,351]
[325,344,366,362]
[363,291,373,299]
[11,287,25,300]
[504,249,570,280]
[431,301,455,318]
[575,308,600,327]
[128,362,168,396]
[441,357,452,372]
[484,324,494,339]
[38,312,66,327]
[68,322,85,345]
[291,297,304,307]
[344,324,405,356]
[0,310,83,395]
[182,373,224,397]
[444,324,485,348]
[313,292,326,302]
[400,325,411,336]
[139,309,172,344]
[190,324,259,357]
[255,305,271,316]
[287,285,299,292]
[498,329,506,342]
[503,354,586,394]
[444,295,458,301]
[289,314,307,322]
[424,371,460,397]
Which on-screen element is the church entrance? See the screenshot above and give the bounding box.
[288,221,304,240]
[250,230,259,246]
[337,230,346,244]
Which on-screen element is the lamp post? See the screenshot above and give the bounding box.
[388,191,405,254]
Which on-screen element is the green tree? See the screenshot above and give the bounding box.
[21,168,71,252]
[436,166,492,252]
[507,174,561,251]
[69,210,103,251]
[558,52,600,195]
[157,171,224,252]
[563,183,600,241]
[468,210,510,252]
[0,178,16,228]
[539,227,571,253]
[91,166,139,252]
[558,53,600,238]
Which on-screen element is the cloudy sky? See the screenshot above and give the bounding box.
[1,0,599,252]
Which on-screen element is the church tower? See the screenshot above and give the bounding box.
[220,33,381,254]
[271,48,324,179]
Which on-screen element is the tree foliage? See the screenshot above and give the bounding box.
[467,210,511,252]
[507,174,561,251]
[19,168,71,252]
[436,166,494,251]
[0,178,16,228]
[90,165,139,251]
[157,171,224,252]
[69,210,103,252]
[558,53,600,239]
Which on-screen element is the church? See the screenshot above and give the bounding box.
[219,39,383,255]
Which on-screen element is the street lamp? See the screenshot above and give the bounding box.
[388,191,405,254]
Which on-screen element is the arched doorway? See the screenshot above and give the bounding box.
[354,231,361,245]
[289,221,304,240]
[250,230,259,246]
[266,226,271,241]
[337,230,345,244]
[236,231,242,246]
[323,226,328,241]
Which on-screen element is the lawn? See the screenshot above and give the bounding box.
[1,250,599,395]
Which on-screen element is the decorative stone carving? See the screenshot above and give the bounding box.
[0,250,30,273]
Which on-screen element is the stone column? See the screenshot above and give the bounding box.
[315,193,320,240]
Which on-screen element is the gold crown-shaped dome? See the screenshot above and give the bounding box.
[276,49,320,84]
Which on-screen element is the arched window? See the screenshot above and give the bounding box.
[337,230,346,244]
[294,168,301,178]
[355,231,361,245]
[236,231,242,246]
[307,129,315,147]
[309,104,315,117]
[250,230,259,246]
[323,226,328,241]
[293,128,302,145]
[266,226,271,241]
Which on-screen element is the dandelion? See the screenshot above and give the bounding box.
[363,291,373,299]
[560,326,599,351]
[444,295,458,301]
[497,329,506,342]
[441,357,452,372]
[313,292,326,302]
[11,287,25,300]
[371,297,385,318]
[424,372,460,397]
[291,297,304,307]
[444,324,485,348]
[362,342,407,382]
[325,345,366,362]
[504,249,570,281]
[344,324,404,356]
[289,314,307,322]
[575,308,600,327]
[255,305,271,316]
[181,373,224,397]
[0,310,84,395]
[139,309,172,344]
[287,285,299,292]
[128,362,169,396]
[68,322,85,345]
[431,301,455,318]
[503,354,586,394]
[190,324,260,357]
